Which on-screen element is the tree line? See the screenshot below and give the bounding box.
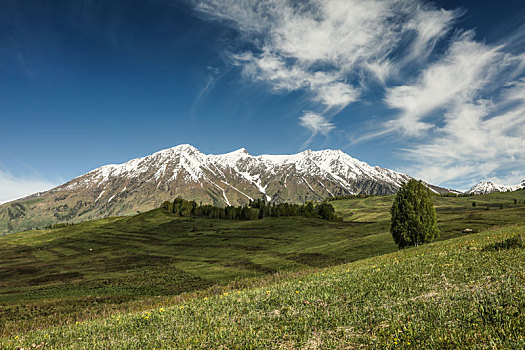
[324,194,372,201]
[160,198,341,221]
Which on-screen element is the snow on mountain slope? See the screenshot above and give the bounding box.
[61,145,413,200]
[0,144,453,233]
[467,180,524,195]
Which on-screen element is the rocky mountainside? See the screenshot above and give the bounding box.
[0,144,454,233]
[466,180,525,195]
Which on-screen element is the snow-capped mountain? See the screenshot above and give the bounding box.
[467,180,525,195]
[0,144,452,233]
[69,144,414,202]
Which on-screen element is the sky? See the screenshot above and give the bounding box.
[1,0,525,202]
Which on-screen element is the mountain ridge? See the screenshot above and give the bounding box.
[1,144,454,233]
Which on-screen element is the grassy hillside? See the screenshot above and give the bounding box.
[0,211,386,337]
[332,190,525,234]
[0,190,524,338]
[2,224,523,349]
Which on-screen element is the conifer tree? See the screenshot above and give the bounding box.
[390,179,439,248]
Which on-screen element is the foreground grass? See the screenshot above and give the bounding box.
[3,225,524,349]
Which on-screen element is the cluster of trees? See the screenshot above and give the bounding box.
[160,198,341,221]
[472,200,524,209]
[42,222,76,230]
[439,193,472,197]
[324,194,371,201]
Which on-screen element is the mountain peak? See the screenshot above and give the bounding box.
[467,180,523,194]
[170,144,199,152]
[230,147,249,155]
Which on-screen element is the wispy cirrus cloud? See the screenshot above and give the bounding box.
[0,170,57,204]
[384,32,525,136]
[191,66,223,116]
[402,8,458,64]
[299,112,335,147]
[194,0,457,126]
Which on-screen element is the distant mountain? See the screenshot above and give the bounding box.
[466,180,525,195]
[0,144,455,233]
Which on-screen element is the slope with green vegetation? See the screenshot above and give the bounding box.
[0,190,523,339]
[0,210,388,336]
[2,225,524,349]
[331,189,525,234]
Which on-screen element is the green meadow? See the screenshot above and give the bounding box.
[2,224,524,349]
[0,190,524,346]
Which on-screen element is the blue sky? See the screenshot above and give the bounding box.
[1,0,525,201]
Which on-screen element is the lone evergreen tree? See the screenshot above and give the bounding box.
[390,179,439,248]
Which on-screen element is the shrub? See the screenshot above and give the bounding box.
[483,235,523,251]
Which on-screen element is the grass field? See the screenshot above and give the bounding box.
[2,224,523,349]
[0,190,524,340]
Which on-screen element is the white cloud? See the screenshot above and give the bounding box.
[384,33,516,135]
[299,112,335,147]
[0,170,57,204]
[195,0,456,110]
[502,77,525,103]
[234,50,360,111]
[403,8,458,64]
[299,112,335,136]
[405,90,525,188]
